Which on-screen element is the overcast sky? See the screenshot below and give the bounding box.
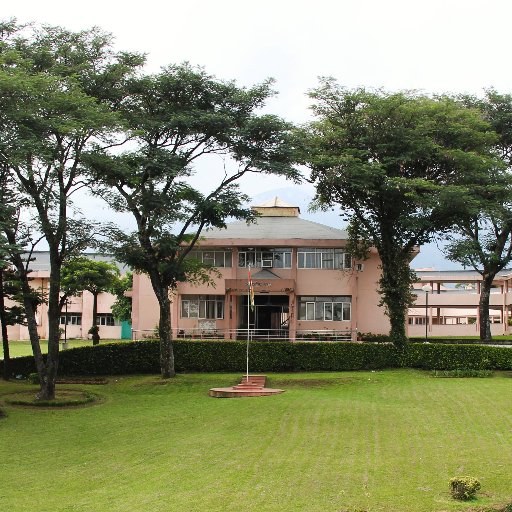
[5,0,512,269]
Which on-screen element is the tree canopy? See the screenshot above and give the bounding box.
[0,20,143,398]
[304,81,499,346]
[86,64,299,377]
[61,257,120,344]
[445,90,512,340]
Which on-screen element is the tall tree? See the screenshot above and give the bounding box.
[86,64,298,378]
[61,257,120,344]
[0,21,143,398]
[445,91,512,341]
[304,81,498,347]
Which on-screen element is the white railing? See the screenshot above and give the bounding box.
[131,328,358,342]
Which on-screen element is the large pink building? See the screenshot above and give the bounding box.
[5,200,512,343]
[131,198,388,340]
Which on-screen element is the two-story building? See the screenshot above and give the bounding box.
[131,198,388,340]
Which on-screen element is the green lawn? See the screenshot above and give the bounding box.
[0,370,511,512]
[1,339,126,358]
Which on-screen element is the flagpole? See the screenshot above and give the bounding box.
[246,264,251,383]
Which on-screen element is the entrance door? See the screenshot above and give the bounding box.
[239,295,289,338]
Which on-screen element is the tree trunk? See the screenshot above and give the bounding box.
[38,255,62,400]
[378,248,413,349]
[17,264,48,394]
[91,292,100,345]
[152,282,175,379]
[0,269,11,380]
[479,276,494,342]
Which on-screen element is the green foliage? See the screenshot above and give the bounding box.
[444,91,512,342]
[28,372,39,384]
[61,257,120,299]
[303,81,499,347]
[84,63,299,378]
[110,271,132,322]
[449,476,481,500]
[359,332,392,343]
[0,20,144,397]
[4,341,512,376]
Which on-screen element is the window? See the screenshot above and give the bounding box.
[238,248,292,268]
[180,295,224,319]
[298,296,351,321]
[97,313,119,326]
[59,313,82,326]
[408,317,429,325]
[186,249,232,268]
[297,248,351,269]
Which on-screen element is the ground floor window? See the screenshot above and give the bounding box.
[59,313,82,326]
[97,313,120,326]
[181,295,224,319]
[298,296,351,321]
[408,317,429,325]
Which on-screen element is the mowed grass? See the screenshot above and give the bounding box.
[1,339,126,358]
[1,370,511,512]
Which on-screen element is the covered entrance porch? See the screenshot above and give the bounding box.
[225,272,295,340]
[238,294,290,339]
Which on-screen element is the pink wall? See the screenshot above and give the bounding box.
[131,246,391,338]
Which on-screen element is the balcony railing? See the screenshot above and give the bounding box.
[131,328,357,342]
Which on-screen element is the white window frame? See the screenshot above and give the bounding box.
[180,295,224,319]
[297,248,351,270]
[238,248,292,269]
[298,296,351,321]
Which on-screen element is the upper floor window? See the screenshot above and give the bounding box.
[297,248,351,269]
[238,248,292,269]
[186,249,232,268]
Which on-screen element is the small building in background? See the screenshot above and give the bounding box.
[3,252,131,341]
[409,268,512,338]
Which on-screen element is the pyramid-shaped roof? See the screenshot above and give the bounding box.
[204,216,347,240]
[254,197,296,208]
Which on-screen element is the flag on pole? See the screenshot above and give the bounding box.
[248,266,255,311]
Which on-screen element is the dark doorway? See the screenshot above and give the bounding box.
[239,295,289,338]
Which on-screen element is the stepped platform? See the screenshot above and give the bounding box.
[209,375,284,398]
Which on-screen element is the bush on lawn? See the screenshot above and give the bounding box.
[449,476,481,500]
[2,340,512,377]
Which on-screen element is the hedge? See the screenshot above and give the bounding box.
[2,340,512,377]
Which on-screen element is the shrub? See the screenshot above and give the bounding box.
[2,340,512,377]
[359,332,391,343]
[28,373,40,384]
[449,476,481,500]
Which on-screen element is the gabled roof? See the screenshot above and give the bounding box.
[204,216,348,240]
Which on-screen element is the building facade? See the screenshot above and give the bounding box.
[7,202,511,342]
[408,268,512,338]
[3,252,129,341]
[131,198,389,340]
